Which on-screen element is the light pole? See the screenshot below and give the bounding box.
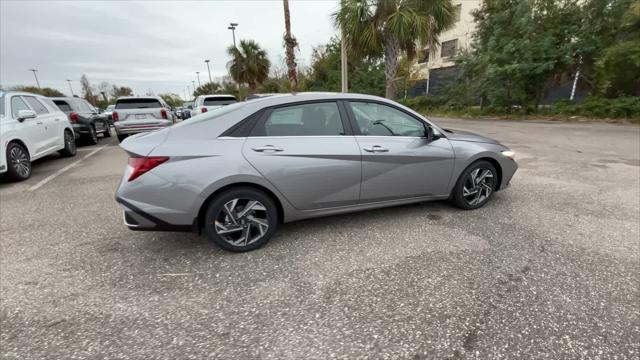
[196,72,201,87]
[205,60,213,84]
[66,79,74,96]
[192,80,196,91]
[28,69,41,88]
[228,23,238,48]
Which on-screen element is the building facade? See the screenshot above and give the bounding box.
[410,0,482,96]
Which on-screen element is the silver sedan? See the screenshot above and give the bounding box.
[116,93,517,252]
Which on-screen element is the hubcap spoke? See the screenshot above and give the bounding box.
[464,167,494,206]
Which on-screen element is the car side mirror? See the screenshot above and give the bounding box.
[17,110,37,122]
[425,125,441,141]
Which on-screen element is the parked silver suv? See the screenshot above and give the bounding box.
[112,96,174,142]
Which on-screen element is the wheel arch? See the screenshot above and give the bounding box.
[196,182,285,232]
[452,156,504,196]
[6,138,31,158]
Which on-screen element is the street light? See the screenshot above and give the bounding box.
[196,72,201,87]
[66,79,74,96]
[205,60,213,84]
[228,22,238,48]
[28,69,41,88]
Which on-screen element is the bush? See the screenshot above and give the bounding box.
[542,97,640,119]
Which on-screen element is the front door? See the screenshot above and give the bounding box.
[10,96,49,157]
[346,101,455,202]
[242,101,361,210]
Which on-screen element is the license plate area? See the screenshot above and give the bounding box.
[135,114,146,119]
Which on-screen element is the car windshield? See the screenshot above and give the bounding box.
[173,101,245,128]
[115,98,162,109]
[0,92,4,116]
[204,96,237,106]
[106,105,115,111]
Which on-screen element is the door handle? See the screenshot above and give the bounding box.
[36,121,44,125]
[252,145,284,152]
[363,145,389,153]
[54,118,60,122]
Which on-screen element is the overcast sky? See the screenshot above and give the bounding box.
[0,0,339,99]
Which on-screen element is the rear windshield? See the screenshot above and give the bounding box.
[53,100,73,112]
[115,98,162,109]
[204,96,237,106]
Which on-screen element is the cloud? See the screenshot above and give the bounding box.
[0,0,338,98]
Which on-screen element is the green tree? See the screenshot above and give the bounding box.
[304,37,386,96]
[10,85,64,97]
[333,0,456,99]
[110,85,133,98]
[595,0,640,97]
[159,93,183,108]
[227,40,271,92]
[193,82,221,97]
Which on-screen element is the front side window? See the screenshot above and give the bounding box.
[349,102,425,137]
[11,96,31,118]
[23,96,49,114]
[258,102,344,136]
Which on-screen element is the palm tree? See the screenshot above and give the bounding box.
[227,40,271,92]
[283,0,299,91]
[333,0,456,99]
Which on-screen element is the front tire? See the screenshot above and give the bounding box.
[103,122,111,137]
[5,142,31,181]
[203,187,279,252]
[451,160,497,210]
[59,129,77,157]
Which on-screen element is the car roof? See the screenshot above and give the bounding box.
[116,96,162,100]
[243,92,383,107]
[2,91,50,97]
[200,94,236,98]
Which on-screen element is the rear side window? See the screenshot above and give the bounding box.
[11,96,30,118]
[115,98,162,109]
[255,102,344,137]
[23,96,49,114]
[53,100,73,112]
[204,96,237,106]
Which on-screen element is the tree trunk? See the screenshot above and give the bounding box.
[283,0,298,92]
[384,34,399,100]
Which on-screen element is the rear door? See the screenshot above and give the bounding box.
[242,101,361,210]
[115,98,165,125]
[346,101,455,202]
[22,96,60,152]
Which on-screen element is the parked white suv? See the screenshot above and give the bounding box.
[190,95,237,116]
[112,96,175,142]
[0,91,77,181]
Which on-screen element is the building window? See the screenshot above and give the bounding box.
[454,4,462,22]
[441,39,458,59]
[418,48,430,64]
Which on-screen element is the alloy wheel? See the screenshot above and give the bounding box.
[9,146,30,178]
[462,168,494,206]
[214,198,270,247]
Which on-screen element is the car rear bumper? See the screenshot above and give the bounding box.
[116,196,195,232]
[115,122,171,135]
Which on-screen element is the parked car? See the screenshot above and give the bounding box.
[102,104,116,125]
[115,93,518,252]
[181,101,194,120]
[190,95,237,117]
[0,91,76,181]
[51,97,111,144]
[112,96,175,142]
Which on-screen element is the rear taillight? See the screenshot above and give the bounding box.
[128,156,169,182]
[112,111,119,122]
[160,108,168,119]
[69,112,78,123]
[201,107,208,113]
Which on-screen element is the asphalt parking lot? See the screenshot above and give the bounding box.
[1,118,638,359]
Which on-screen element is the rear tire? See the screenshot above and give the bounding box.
[103,122,111,137]
[203,187,279,252]
[87,125,98,145]
[59,129,77,157]
[5,142,31,181]
[451,160,497,210]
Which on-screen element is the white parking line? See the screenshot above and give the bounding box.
[28,146,107,192]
